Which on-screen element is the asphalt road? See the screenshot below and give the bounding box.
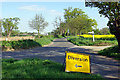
[2,38,120,80]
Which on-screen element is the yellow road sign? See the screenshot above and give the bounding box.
[65,51,91,73]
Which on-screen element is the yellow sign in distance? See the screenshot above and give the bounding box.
[65,51,90,73]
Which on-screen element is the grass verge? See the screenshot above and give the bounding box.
[98,45,120,60]
[35,37,55,47]
[2,39,41,51]
[2,58,104,79]
[68,37,117,46]
[2,36,56,51]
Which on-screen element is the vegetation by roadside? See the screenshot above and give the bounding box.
[68,36,117,46]
[2,39,41,51]
[1,35,58,51]
[98,45,120,60]
[2,58,104,79]
[34,35,56,47]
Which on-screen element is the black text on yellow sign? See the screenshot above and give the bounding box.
[65,51,91,73]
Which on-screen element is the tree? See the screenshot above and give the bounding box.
[64,7,97,36]
[2,17,20,38]
[67,16,97,35]
[29,14,48,37]
[52,17,62,35]
[85,1,120,50]
[93,28,101,35]
[100,27,111,35]
[64,7,86,22]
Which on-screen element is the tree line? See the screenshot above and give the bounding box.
[0,1,119,49]
[0,14,48,38]
[52,7,98,37]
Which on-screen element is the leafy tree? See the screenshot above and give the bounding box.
[100,27,111,35]
[29,14,48,37]
[64,7,86,22]
[93,28,101,35]
[2,17,20,38]
[64,7,97,36]
[85,1,120,49]
[67,16,97,35]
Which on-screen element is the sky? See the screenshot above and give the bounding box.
[1,2,109,34]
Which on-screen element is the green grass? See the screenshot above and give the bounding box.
[2,39,41,51]
[2,58,104,79]
[35,37,53,47]
[68,37,117,46]
[2,36,56,51]
[98,45,120,60]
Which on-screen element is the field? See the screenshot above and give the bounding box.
[78,35,115,39]
[0,36,35,41]
[68,35,117,46]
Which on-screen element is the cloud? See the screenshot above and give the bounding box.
[19,5,46,11]
[48,10,63,16]
[19,5,63,17]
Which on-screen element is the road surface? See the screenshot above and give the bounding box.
[2,38,120,80]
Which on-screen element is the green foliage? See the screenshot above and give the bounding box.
[2,58,104,79]
[67,16,96,35]
[64,7,85,22]
[85,1,120,49]
[2,17,20,37]
[54,35,63,38]
[64,7,97,36]
[68,37,117,46]
[2,35,56,51]
[35,37,52,46]
[2,39,41,51]
[93,28,101,35]
[99,27,111,35]
[98,45,120,60]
